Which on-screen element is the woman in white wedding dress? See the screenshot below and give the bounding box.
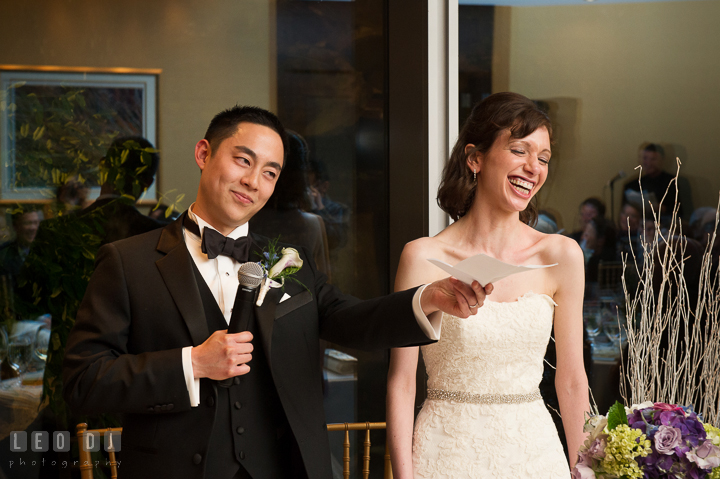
[387,92,589,479]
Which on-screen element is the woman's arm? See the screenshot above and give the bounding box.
[386,238,491,477]
[387,345,419,479]
[551,236,590,467]
[387,240,435,479]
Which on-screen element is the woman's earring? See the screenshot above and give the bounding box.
[473,169,477,181]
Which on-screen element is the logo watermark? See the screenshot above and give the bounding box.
[8,430,121,470]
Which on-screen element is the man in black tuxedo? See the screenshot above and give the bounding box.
[63,106,488,479]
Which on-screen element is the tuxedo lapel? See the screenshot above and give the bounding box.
[247,233,312,365]
[155,213,209,346]
[249,233,282,364]
[275,290,312,318]
[254,287,283,363]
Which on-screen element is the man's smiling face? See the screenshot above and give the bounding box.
[193,122,284,235]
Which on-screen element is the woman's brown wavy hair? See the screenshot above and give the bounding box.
[437,92,553,225]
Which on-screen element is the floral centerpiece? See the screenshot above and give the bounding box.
[577,167,720,479]
[574,401,720,479]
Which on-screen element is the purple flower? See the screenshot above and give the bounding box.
[655,452,676,471]
[571,452,596,479]
[659,410,685,427]
[622,403,718,478]
[587,438,606,459]
[628,407,656,434]
[571,464,595,479]
[687,440,720,470]
[655,425,683,454]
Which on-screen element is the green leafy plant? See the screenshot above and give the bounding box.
[6,83,121,193]
[152,188,186,218]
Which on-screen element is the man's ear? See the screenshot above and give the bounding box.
[195,139,211,171]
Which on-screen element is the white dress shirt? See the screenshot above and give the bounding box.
[181,204,441,407]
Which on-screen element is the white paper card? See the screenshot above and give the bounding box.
[428,254,557,287]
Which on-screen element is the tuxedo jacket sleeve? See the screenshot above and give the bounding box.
[307,250,431,350]
[63,237,193,416]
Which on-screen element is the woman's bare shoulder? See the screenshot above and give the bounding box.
[402,236,445,257]
[396,236,452,289]
[535,232,584,275]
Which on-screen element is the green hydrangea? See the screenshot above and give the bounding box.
[706,425,720,479]
[601,424,651,479]
[705,423,720,447]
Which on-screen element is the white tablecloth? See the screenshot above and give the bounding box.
[0,371,45,441]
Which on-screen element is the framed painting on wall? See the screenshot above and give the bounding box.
[0,65,160,204]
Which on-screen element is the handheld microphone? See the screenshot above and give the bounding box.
[607,170,627,186]
[219,262,264,388]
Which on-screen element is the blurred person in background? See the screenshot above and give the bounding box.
[250,130,331,277]
[534,210,560,235]
[581,216,616,285]
[569,197,605,243]
[690,207,717,248]
[55,177,91,214]
[0,207,41,284]
[622,142,693,221]
[615,201,642,260]
[307,159,349,252]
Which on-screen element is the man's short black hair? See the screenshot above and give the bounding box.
[642,143,665,158]
[103,136,159,197]
[204,106,289,161]
[264,130,310,210]
[10,206,37,225]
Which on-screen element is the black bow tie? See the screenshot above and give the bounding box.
[183,213,251,262]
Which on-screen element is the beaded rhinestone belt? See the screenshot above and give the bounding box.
[426,388,542,405]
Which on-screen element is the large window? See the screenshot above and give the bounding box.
[458,0,720,451]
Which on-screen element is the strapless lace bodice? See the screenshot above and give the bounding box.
[412,292,570,479]
[422,292,556,396]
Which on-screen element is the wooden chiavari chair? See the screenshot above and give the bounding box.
[326,422,392,479]
[76,423,122,479]
[598,260,624,293]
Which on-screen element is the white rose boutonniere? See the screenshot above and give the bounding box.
[255,238,306,306]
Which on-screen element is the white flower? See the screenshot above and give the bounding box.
[268,247,302,278]
[584,415,608,438]
[624,401,654,415]
[255,276,283,307]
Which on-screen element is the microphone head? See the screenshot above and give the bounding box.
[238,262,264,289]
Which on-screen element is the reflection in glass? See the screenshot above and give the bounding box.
[0,325,7,371]
[277,0,389,475]
[7,335,31,383]
[34,326,49,362]
[583,301,602,348]
[250,130,332,279]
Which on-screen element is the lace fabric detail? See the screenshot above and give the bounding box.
[412,292,569,479]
